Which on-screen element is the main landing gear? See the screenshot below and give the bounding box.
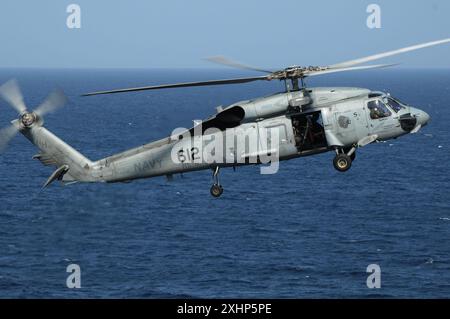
[210,166,223,197]
[333,147,356,172]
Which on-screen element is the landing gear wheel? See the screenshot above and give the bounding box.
[333,154,352,172]
[210,184,223,197]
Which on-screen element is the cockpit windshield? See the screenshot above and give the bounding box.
[384,97,405,113]
[367,100,391,119]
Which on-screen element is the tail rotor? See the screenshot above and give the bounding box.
[0,79,67,152]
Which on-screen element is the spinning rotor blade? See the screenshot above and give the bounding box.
[0,79,27,114]
[306,63,398,77]
[34,88,68,117]
[329,38,450,69]
[82,76,269,96]
[0,124,19,152]
[205,56,274,74]
[83,38,450,97]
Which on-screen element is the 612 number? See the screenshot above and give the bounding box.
[177,147,200,163]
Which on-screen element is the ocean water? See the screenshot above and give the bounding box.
[0,68,449,298]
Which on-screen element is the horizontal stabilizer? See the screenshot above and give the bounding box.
[43,165,69,188]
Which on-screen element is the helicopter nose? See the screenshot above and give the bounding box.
[400,107,430,132]
[414,109,431,127]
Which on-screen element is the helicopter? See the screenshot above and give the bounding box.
[0,38,449,197]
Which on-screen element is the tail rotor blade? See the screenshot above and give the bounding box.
[34,88,67,117]
[0,79,27,114]
[0,124,19,152]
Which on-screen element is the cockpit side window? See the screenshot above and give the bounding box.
[392,96,409,106]
[384,97,405,113]
[367,100,391,119]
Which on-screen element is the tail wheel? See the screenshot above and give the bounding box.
[333,154,352,172]
[210,184,223,197]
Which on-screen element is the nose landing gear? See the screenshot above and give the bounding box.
[210,166,223,197]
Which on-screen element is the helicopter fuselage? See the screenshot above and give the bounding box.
[82,87,429,184]
[8,85,430,196]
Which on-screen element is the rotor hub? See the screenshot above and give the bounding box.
[21,112,36,127]
[268,66,328,80]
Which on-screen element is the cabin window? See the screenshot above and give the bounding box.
[367,100,391,119]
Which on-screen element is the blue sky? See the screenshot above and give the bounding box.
[0,0,449,68]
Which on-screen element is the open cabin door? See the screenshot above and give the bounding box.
[291,110,328,154]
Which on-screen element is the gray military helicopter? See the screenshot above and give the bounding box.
[0,39,449,197]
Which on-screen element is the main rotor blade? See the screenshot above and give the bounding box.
[34,88,67,117]
[205,56,274,74]
[0,124,19,152]
[82,76,270,96]
[0,79,27,114]
[306,63,398,77]
[329,38,450,69]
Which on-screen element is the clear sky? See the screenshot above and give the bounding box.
[0,0,449,69]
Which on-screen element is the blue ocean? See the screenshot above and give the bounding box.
[0,68,449,298]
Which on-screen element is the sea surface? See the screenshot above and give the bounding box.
[0,68,449,298]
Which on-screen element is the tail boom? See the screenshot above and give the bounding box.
[16,120,96,184]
